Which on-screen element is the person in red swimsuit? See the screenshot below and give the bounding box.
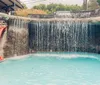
[0,56,4,61]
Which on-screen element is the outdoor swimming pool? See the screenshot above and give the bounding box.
[0,52,100,85]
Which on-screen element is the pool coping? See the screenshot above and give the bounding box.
[0,13,100,22]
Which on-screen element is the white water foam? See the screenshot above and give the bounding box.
[5,54,32,60]
[33,53,100,60]
[3,53,100,62]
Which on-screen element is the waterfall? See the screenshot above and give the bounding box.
[28,20,96,52]
[3,17,100,57]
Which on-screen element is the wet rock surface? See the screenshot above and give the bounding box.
[3,28,29,58]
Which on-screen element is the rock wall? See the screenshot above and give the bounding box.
[3,28,29,58]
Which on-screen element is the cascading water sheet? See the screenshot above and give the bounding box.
[29,20,95,52]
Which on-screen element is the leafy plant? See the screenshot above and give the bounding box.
[33,4,82,14]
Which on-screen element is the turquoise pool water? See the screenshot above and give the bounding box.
[0,52,100,85]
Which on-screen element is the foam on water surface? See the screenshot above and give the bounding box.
[32,52,100,61]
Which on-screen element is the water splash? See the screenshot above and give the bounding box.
[32,52,100,60]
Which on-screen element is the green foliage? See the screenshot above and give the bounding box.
[22,3,27,9]
[32,4,82,14]
[34,4,46,10]
[97,0,100,5]
[82,0,88,10]
[88,0,99,10]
